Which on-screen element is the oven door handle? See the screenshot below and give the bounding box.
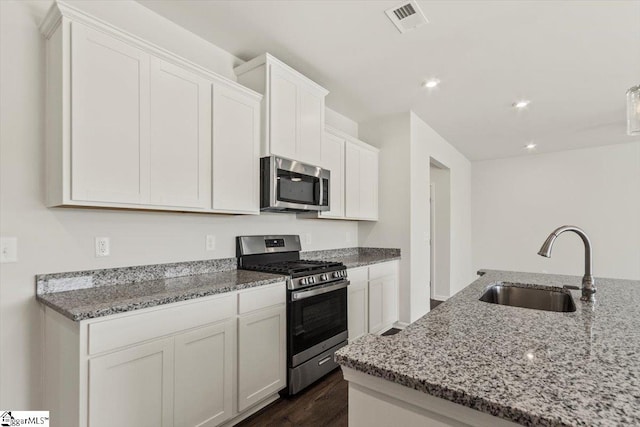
[291,280,349,301]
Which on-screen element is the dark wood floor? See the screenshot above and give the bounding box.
[237,369,348,427]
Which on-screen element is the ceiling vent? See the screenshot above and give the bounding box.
[385,0,428,34]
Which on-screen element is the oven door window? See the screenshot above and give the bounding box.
[277,169,320,205]
[289,287,347,356]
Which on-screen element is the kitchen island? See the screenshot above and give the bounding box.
[335,270,640,427]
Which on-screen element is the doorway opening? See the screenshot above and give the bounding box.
[430,159,451,303]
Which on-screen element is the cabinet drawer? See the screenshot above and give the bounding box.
[348,267,368,283]
[238,282,286,315]
[88,293,236,355]
[369,261,397,280]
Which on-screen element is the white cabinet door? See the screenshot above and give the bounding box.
[269,67,298,160]
[71,22,150,204]
[88,338,174,427]
[368,278,384,334]
[345,142,361,218]
[297,86,323,164]
[320,132,345,218]
[238,305,286,412]
[381,275,399,329]
[149,58,211,209]
[212,84,260,213]
[359,148,379,220]
[345,141,379,220]
[174,320,235,427]
[348,278,368,341]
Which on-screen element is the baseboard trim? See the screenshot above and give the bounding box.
[393,321,409,329]
[221,393,280,427]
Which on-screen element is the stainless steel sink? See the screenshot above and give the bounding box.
[479,283,576,312]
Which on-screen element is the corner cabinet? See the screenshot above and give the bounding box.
[234,53,329,166]
[42,4,261,214]
[43,282,286,427]
[347,261,399,340]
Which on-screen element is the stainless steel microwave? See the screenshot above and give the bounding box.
[260,156,330,212]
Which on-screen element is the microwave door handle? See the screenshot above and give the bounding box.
[318,175,324,206]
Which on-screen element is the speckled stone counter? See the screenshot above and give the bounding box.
[335,269,640,426]
[303,247,400,268]
[37,263,285,321]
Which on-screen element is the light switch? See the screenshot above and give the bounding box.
[305,233,312,245]
[0,237,18,263]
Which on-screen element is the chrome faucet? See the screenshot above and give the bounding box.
[538,225,596,302]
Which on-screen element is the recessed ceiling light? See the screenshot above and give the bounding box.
[422,79,440,89]
[513,100,531,109]
[524,142,537,150]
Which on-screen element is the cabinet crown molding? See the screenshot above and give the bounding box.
[39,0,262,100]
[325,125,380,153]
[235,52,329,97]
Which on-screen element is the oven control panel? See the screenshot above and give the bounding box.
[290,269,348,290]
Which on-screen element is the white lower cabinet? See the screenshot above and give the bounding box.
[347,261,399,338]
[368,278,385,334]
[174,320,235,427]
[43,282,286,427]
[89,338,174,427]
[238,305,286,412]
[347,271,369,341]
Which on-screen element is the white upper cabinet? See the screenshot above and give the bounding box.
[71,23,150,205]
[320,130,346,218]
[299,126,379,221]
[212,84,261,214]
[269,67,299,160]
[42,6,262,215]
[358,147,379,220]
[149,58,211,209]
[297,85,324,163]
[345,140,379,221]
[235,53,328,166]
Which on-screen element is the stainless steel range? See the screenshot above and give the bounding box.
[237,235,348,395]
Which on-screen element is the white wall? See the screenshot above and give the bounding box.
[359,113,412,322]
[472,142,640,280]
[0,0,358,409]
[409,113,474,303]
[359,113,473,323]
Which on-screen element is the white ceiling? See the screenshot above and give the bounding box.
[137,0,640,160]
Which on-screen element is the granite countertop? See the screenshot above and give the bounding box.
[335,269,640,426]
[37,269,286,321]
[303,247,401,269]
[36,247,399,322]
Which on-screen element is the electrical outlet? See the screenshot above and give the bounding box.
[95,237,110,257]
[0,237,18,263]
[305,233,312,245]
[206,235,216,251]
